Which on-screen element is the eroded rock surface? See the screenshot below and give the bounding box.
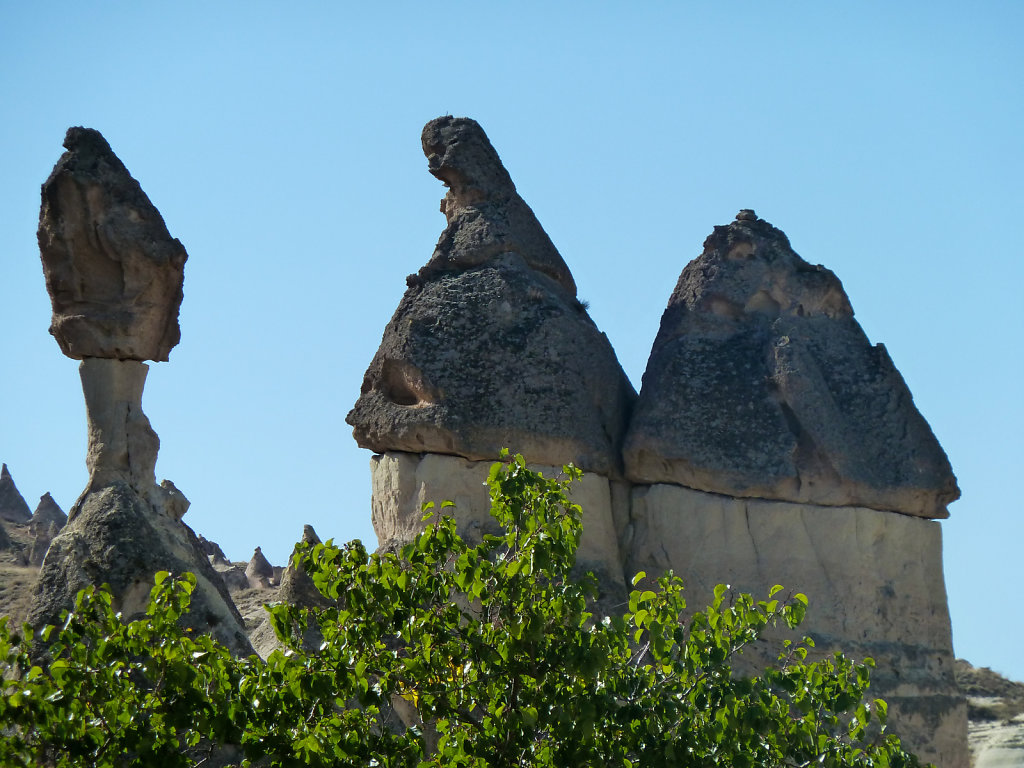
[626,483,966,768]
[38,127,187,362]
[29,128,249,654]
[197,534,229,564]
[279,524,328,608]
[245,546,275,589]
[30,493,67,536]
[417,116,576,294]
[29,483,251,655]
[348,117,635,475]
[0,464,32,524]
[623,211,959,518]
[370,452,627,612]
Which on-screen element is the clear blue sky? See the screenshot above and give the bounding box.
[2,3,1021,681]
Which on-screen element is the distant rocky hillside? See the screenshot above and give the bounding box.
[957,659,1024,767]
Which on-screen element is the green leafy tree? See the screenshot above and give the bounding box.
[1,454,923,767]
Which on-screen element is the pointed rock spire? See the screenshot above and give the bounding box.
[0,464,32,524]
[279,524,328,607]
[29,493,67,537]
[244,546,275,589]
[623,211,959,518]
[347,116,635,474]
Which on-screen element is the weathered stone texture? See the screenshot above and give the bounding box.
[370,452,627,609]
[623,211,959,519]
[245,546,275,589]
[38,127,187,362]
[626,483,966,768]
[30,493,67,536]
[279,524,328,608]
[27,127,248,655]
[29,482,251,655]
[0,464,33,524]
[348,118,634,475]
[417,116,576,294]
[197,534,229,564]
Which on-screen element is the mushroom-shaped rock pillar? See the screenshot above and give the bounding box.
[622,211,966,768]
[347,117,636,608]
[29,128,250,655]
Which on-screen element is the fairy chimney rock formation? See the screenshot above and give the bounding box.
[279,524,329,607]
[0,464,33,524]
[347,116,635,474]
[348,117,635,607]
[622,211,965,767]
[29,128,250,655]
[245,546,275,589]
[30,493,67,537]
[623,210,959,519]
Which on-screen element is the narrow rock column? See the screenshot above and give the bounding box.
[28,127,250,655]
[79,358,159,496]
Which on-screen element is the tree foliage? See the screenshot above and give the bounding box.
[0,454,924,767]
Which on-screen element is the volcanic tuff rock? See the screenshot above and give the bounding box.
[347,117,635,475]
[197,534,229,564]
[279,524,329,608]
[29,483,251,654]
[626,484,966,768]
[29,128,250,655]
[30,493,67,536]
[28,494,67,567]
[0,464,32,524]
[370,452,628,611]
[38,127,187,362]
[244,546,275,589]
[623,211,959,518]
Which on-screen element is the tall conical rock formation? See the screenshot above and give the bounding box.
[244,546,274,589]
[279,524,328,607]
[348,117,635,609]
[29,128,250,655]
[0,464,32,524]
[30,493,67,536]
[622,211,965,767]
[623,210,959,518]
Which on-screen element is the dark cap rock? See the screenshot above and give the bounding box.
[623,214,959,518]
[38,127,188,361]
[416,116,576,295]
[348,118,635,475]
